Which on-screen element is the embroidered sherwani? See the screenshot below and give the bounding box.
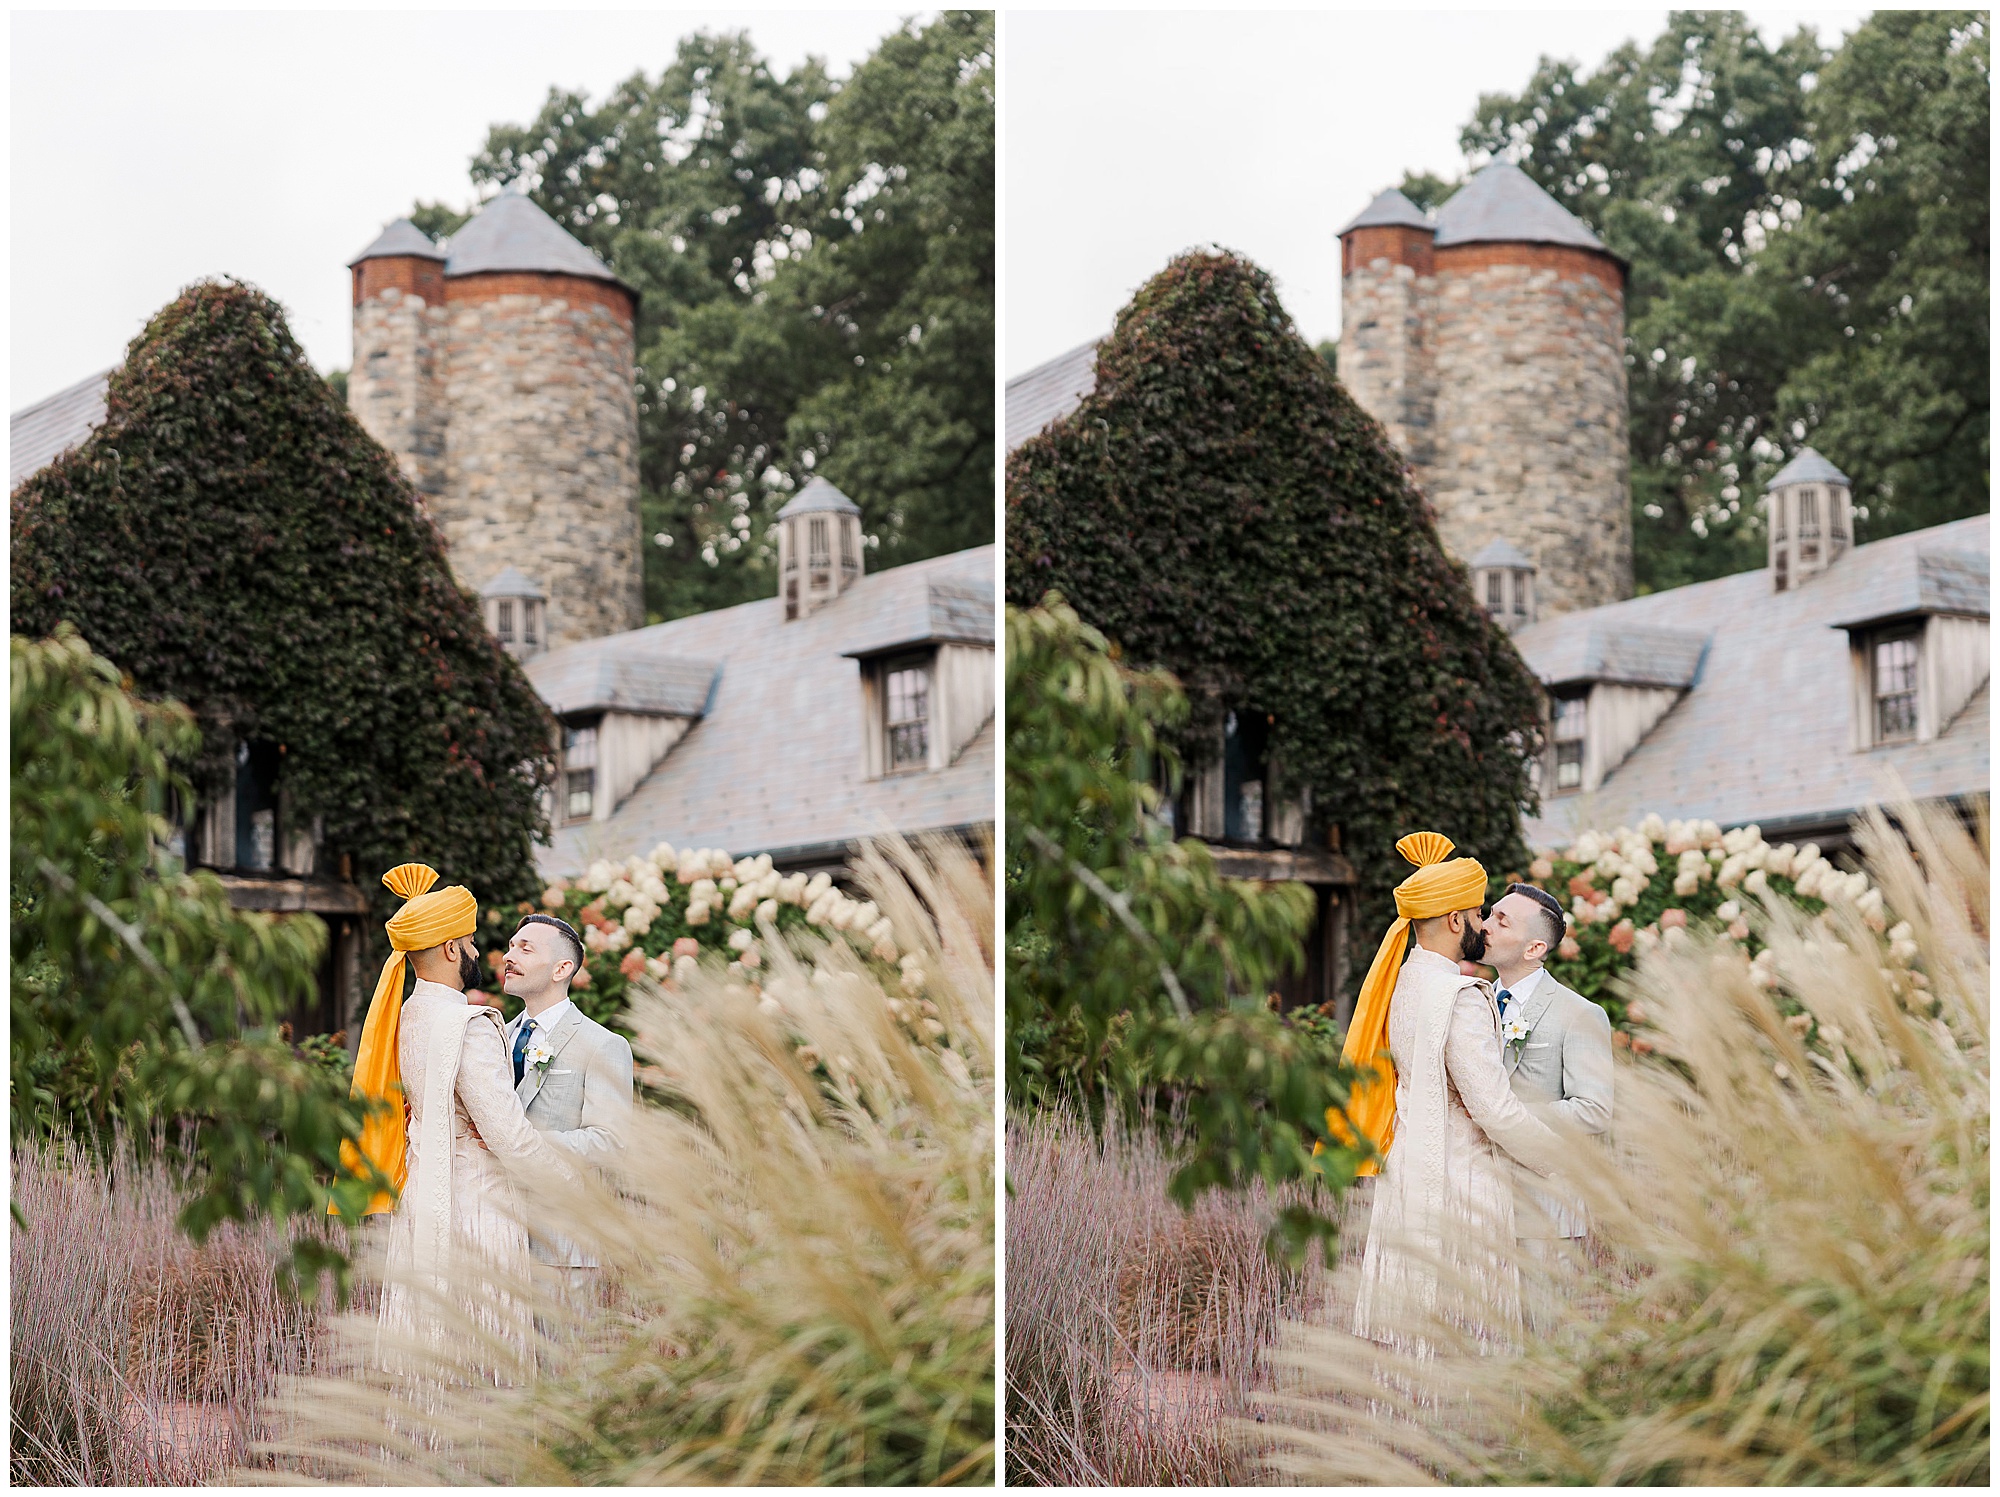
[1352,947,1562,1353]
[378,980,568,1377]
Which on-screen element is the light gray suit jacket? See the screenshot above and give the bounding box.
[505,1002,634,1265]
[1503,970,1613,1238]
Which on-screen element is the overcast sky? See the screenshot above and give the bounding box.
[10,9,907,409]
[1005,8,1868,377]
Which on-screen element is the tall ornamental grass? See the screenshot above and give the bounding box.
[10,1136,333,1485]
[257,834,996,1486]
[1258,798,1989,1485]
[1005,1109,1325,1485]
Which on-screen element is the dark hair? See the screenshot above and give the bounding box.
[1507,882,1567,955]
[515,913,585,981]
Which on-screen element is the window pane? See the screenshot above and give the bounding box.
[566,770,595,821]
[1556,741,1584,789]
[1485,571,1503,612]
[885,663,931,769]
[496,600,514,642]
[1874,635,1919,740]
[524,602,539,646]
[1553,696,1586,741]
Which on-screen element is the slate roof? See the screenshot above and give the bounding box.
[1515,515,1990,848]
[1006,340,1098,451]
[11,368,111,489]
[1433,161,1611,254]
[536,547,996,875]
[528,649,717,719]
[776,477,862,518]
[1339,187,1433,235]
[1533,624,1711,689]
[1470,537,1535,570]
[479,565,547,600]
[442,190,627,288]
[1766,446,1851,489]
[1830,547,1989,630]
[348,217,446,265]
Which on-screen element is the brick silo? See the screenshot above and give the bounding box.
[1339,162,1631,620]
[350,188,643,651]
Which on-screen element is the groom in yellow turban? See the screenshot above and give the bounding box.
[1330,831,1564,1348]
[1327,831,1498,1172]
[337,863,483,1216]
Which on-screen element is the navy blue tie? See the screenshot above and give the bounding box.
[1496,988,1513,1016]
[512,1017,535,1086]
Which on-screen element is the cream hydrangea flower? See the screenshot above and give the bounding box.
[756,898,779,925]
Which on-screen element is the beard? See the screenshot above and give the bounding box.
[1458,922,1489,964]
[458,944,482,990]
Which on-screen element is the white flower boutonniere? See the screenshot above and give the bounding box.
[525,1036,556,1077]
[1499,1011,1533,1055]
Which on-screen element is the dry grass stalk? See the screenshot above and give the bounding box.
[10,1134,332,1485]
[1004,1107,1324,1485]
[1256,797,1990,1486]
[255,833,995,1486]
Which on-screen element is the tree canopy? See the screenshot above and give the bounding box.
[11,279,554,940]
[1007,249,1546,939]
[434,11,994,621]
[1412,9,1989,592]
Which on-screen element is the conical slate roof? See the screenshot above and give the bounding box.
[443,190,625,286]
[348,218,446,267]
[1766,446,1851,490]
[1433,161,1609,253]
[479,565,547,600]
[777,477,863,518]
[1470,537,1536,570]
[1339,187,1433,236]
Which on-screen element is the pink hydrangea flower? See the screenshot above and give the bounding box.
[1659,907,1688,930]
[673,937,700,958]
[1608,919,1636,954]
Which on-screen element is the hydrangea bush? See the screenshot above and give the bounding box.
[1512,813,1912,1048]
[498,842,943,1052]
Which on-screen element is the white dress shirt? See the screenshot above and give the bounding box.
[1496,964,1545,1015]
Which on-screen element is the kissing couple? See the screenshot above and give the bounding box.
[338,863,634,1365]
[1329,832,1614,1353]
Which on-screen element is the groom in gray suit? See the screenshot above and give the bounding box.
[1483,883,1613,1244]
[498,914,634,1277]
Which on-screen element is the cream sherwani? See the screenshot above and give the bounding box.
[379,980,569,1372]
[1352,947,1563,1352]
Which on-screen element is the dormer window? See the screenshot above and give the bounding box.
[481,567,548,659]
[1469,538,1537,631]
[846,583,995,781]
[1834,548,1988,751]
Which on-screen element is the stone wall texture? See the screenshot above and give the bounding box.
[351,264,643,650]
[1341,241,1632,618]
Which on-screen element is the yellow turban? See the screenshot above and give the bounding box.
[333,863,479,1216]
[1325,832,1488,1176]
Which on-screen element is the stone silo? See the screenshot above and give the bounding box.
[1339,162,1631,620]
[350,188,643,650]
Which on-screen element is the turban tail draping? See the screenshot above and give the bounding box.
[333,863,479,1216]
[1325,831,1488,1177]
